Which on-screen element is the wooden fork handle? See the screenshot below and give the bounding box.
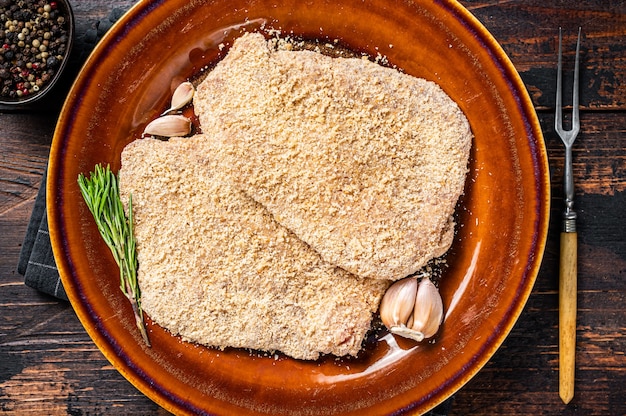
[559,231,577,404]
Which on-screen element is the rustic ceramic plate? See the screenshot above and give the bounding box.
[48,0,549,414]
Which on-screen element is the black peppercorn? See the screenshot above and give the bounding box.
[45,54,56,67]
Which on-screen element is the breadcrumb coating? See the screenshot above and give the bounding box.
[119,137,389,360]
[195,33,472,280]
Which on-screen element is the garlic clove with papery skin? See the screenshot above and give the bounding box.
[143,114,192,137]
[161,81,195,116]
[410,276,444,339]
[379,277,417,329]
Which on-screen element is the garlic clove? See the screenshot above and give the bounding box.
[379,277,417,329]
[161,81,195,116]
[410,277,443,339]
[143,115,192,137]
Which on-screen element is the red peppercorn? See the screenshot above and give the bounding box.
[16,82,24,90]
[50,1,57,9]
[2,44,10,50]
[21,88,29,96]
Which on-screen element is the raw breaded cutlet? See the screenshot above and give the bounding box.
[194,32,472,281]
[118,136,389,360]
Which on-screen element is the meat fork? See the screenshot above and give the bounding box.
[555,27,581,405]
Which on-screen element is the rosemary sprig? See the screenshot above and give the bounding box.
[78,164,151,347]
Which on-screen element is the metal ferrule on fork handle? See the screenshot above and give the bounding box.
[562,211,577,233]
[562,141,577,234]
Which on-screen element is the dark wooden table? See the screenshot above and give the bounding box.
[2,1,625,414]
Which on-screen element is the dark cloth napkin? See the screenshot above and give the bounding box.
[16,7,454,414]
[17,169,68,300]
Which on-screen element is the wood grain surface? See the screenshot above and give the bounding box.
[1,0,625,415]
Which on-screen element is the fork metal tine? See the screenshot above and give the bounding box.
[555,27,581,144]
[555,28,563,135]
[572,27,581,135]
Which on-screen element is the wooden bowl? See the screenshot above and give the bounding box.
[48,0,550,414]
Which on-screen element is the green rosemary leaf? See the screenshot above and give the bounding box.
[78,164,151,347]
